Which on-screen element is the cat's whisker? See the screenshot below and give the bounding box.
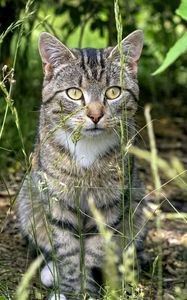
[115,119,145,144]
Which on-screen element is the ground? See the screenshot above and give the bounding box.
[0,105,187,300]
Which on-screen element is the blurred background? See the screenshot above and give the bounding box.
[0,0,187,173]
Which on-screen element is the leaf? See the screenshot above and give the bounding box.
[176,0,187,21]
[152,32,187,75]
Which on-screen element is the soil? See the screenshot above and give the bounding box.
[0,106,187,300]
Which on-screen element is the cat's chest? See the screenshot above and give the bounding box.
[54,128,119,168]
[40,141,122,208]
[39,129,123,207]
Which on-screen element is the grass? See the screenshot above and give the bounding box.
[0,0,187,299]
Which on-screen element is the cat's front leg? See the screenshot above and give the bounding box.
[45,229,82,300]
[84,235,106,299]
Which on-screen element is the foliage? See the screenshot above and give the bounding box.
[153,0,187,75]
[176,0,187,21]
[0,0,187,171]
[15,256,43,300]
[0,1,187,300]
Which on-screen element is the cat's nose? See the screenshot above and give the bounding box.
[86,102,105,124]
[87,112,104,124]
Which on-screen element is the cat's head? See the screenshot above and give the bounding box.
[38,31,143,139]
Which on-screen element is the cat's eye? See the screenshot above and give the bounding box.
[66,88,83,100]
[105,86,121,100]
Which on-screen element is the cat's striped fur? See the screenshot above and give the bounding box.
[18,30,146,300]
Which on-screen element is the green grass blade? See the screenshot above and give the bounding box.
[15,256,43,300]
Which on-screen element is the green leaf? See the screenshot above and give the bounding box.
[152,32,187,75]
[176,0,187,21]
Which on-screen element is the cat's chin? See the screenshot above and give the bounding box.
[83,128,106,137]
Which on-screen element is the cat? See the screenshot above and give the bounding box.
[18,30,146,300]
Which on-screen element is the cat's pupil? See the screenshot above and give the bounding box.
[67,88,82,100]
[105,86,121,100]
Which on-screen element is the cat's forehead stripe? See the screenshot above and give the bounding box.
[79,48,105,81]
[97,49,106,81]
[96,50,101,65]
[81,49,93,78]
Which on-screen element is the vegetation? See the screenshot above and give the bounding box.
[0,0,187,300]
[0,0,187,172]
[153,0,187,75]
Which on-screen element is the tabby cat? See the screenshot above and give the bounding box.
[18,30,146,300]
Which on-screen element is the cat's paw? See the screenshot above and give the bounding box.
[49,294,66,300]
[41,261,57,287]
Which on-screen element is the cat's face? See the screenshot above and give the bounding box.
[39,31,143,139]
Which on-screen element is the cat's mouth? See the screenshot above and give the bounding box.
[86,127,103,132]
[84,126,105,136]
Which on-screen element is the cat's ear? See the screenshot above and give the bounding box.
[38,32,76,76]
[107,30,144,73]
